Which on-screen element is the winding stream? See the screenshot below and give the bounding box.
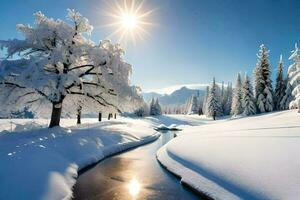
[73,130,200,200]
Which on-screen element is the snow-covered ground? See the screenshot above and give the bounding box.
[0,118,99,133]
[3,111,296,200]
[0,117,161,200]
[0,114,214,200]
[157,110,300,200]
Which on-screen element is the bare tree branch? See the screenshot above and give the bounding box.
[67,91,106,107]
[69,64,94,71]
[26,98,40,104]
[3,81,49,101]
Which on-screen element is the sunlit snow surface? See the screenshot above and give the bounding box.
[0,117,161,200]
[157,110,300,200]
[0,114,212,200]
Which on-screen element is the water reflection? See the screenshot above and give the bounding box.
[128,177,141,197]
[73,130,200,200]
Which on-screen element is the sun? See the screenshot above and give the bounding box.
[102,0,156,44]
[121,13,137,29]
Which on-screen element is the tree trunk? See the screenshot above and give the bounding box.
[98,112,102,121]
[114,113,117,119]
[108,113,111,120]
[198,108,203,116]
[49,102,63,128]
[77,106,82,125]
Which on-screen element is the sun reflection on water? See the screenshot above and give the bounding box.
[128,177,141,198]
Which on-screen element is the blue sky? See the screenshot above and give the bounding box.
[1,0,300,92]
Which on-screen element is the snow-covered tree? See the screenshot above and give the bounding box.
[198,97,204,115]
[149,98,155,115]
[155,98,162,115]
[202,86,209,115]
[231,73,243,116]
[254,44,274,113]
[187,95,198,114]
[0,10,141,127]
[149,98,161,115]
[220,81,226,110]
[287,44,300,111]
[206,77,223,119]
[242,74,256,116]
[280,78,293,110]
[274,55,286,110]
[134,104,149,117]
[221,81,225,102]
[10,107,34,119]
[184,96,191,114]
[223,83,233,115]
[95,42,145,113]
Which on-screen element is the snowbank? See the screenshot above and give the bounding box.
[154,124,182,131]
[0,118,159,200]
[157,110,300,200]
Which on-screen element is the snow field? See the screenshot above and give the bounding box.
[157,110,300,200]
[0,118,159,200]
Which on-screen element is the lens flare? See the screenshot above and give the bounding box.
[102,0,156,45]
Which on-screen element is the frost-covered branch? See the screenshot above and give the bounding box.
[3,81,49,100]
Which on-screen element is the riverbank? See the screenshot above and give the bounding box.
[73,130,201,200]
[157,110,300,200]
[0,118,160,200]
[0,114,214,200]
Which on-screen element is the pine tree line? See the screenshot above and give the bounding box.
[149,98,162,116]
[202,44,300,120]
[202,79,233,119]
[146,44,300,118]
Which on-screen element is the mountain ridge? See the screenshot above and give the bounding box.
[142,86,206,106]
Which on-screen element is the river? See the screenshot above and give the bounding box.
[73,130,201,200]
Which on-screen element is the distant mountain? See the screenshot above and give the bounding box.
[143,86,206,106]
[143,83,211,95]
[142,92,162,103]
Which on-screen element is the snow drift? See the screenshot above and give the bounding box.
[0,118,159,200]
[157,110,300,200]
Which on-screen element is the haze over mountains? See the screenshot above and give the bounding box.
[142,85,207,106]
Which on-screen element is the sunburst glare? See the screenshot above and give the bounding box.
[102,0,156,45]
[128,177,141,197]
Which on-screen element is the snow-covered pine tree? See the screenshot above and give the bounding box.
[231,73,243,116]
[134,103,149,117]
[149,98,162,115]
[221,81,225,103]
[274,55,286,110]
[187,95,199,114]
[220,81,225,110]
[242,74,256,116]
[287,44,300,111]
[223,83,233,115]
[184,96,192,114]
[154,98,162,115]
[280,78,293,110]
[149,98,155,115]
[254,44,274,113]
[206,77,223,119]
[202,86,209,115]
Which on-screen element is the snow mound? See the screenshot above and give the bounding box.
[154,124,182,131]
[155,124,169,130]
